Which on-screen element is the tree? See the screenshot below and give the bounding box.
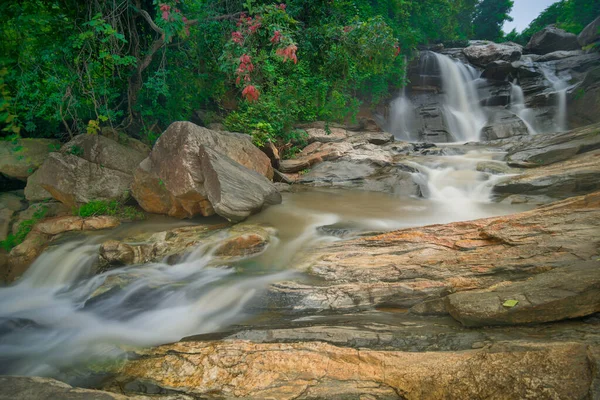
[472,0,514,41]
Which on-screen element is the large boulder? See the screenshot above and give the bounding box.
[463,42,522,67]
[0,138,59,181]
[131,122,280,221]
[578,15,600,47]
[25,135,147,207]
[525,26,580,55]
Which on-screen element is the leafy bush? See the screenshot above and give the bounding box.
[0,205,48,251]
[74,200,145,221]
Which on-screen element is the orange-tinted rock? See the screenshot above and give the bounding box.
[116,340,593,399]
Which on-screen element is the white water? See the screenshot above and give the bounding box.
[389,96,416,141]
[538,62,570,132]
[432,53,487,142]
[388,52,487,142]
[0,237,291,376]
[408,150,516,221]
[510,83,538,135]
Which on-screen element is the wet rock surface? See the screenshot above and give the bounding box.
[0,376,192,400]
[270,192,600,314]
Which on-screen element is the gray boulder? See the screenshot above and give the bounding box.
[26,135,147,208]
[131,122,280,221]
[0,138,59,181]
[463,43,522,67]
[525,26,580,55]
[578,15,600,47]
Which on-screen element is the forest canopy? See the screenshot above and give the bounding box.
[0,0,594,147]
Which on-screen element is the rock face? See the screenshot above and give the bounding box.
[502,122,600,167]
[5,215,119,281]
[27,135,147,207]
[480,109,529,140]
[0,376,192,400]
[463,42,522,67]
[495,148,600,201]
[578,15,600,47]
[114,340,595,399]
[0,138,59,181]
[446,263,600,327]
[525,26,580,54]
[131,123,280,221]
[569,66,600,127]
[279,142,352,173]
[270,192,600,316]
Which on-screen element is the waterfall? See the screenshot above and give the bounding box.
[389,56,416,141]
[388,52,487,143]
[510,82,538,135]
[431,53,487,142]
[538,62,570,132]
[389,96,416,141]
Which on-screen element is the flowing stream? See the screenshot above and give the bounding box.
[0,49,542,381]
[0,146,529,378]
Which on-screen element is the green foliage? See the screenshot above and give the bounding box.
[513,0,600,45]
[1,0,483,145]
[67,145,84,157]
[74,200,145,221]
[473,0,514,41]
[0,205,48,251]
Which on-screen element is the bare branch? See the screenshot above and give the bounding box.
[138,9,163,34]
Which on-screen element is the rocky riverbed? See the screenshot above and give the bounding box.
[1,21,600,400]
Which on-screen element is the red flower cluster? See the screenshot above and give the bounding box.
[276,44,298,64]
[394,44,401,57]
[242,85,260,102]
[159,3,171,21]
[278,3,286,10]
[270,30,282,43]
[235,54,255,84]
[343,25,353,33]
[232,31,244,44]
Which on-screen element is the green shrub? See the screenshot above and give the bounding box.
[74,200,145,221]
[0,205,48,251]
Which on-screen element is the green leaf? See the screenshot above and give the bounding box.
[502,299,519,308]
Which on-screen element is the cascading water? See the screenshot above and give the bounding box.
[538,61,571,132]
[0,236,291,376]
[510,82,538,135]
[389,96,416,141]
[408,149,515,221]
[389,56,416,141]
[388,52,487,143]
[432,53,487,142]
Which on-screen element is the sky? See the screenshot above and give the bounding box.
[503,0,559,33]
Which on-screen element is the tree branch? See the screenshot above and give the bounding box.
[138,9,163,34]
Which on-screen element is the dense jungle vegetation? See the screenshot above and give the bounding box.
[0,0,596,148]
